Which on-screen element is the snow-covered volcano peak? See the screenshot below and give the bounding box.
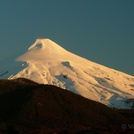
[28,38,52,50]
[28,38,67,53]
[28,39,45,50]
[1,38,134,109]
[17,38,70,63]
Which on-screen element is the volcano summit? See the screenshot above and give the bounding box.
[0,38,134,108]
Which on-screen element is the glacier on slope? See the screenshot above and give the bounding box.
[0,38,134,108]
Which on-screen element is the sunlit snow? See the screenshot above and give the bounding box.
[0,38,134,108]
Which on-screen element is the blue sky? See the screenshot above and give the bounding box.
[0,0,134,75]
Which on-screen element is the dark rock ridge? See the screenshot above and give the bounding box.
[0,78,133,133]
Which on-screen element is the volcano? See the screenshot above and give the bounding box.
[0,38,134,108]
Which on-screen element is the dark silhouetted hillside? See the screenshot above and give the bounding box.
[0,78,133,133]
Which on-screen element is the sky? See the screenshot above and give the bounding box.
[0,0,134,76]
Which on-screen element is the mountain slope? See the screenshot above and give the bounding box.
[0,78,132,133]
[0,38,134,108]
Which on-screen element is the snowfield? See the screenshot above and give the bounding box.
[0,38,134,108]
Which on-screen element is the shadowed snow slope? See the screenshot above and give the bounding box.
[0,38,134,108]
